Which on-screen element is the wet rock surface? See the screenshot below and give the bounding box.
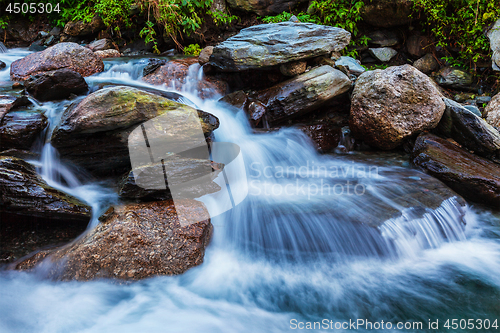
[297,121,342,152]
[0,110,47,150]
[0,95,31,121]
[142,57,227,99]
[198,46,214,65]
[368,47,398,62]
[209,22,351,71]
[226,0,306,15]
[87,38,116,52]
[24,69,88,101]
[360,0,414,28]
[486,93,500,128]
[350,65,445,150]
[51,86,219,176]
[0,155,91,220]
[223,66,351,126]
[118,156,223,202]
[10,42,104,81]
[412,133,500,208]
[437,98,500,159]
[16,200,213,281]
[367,30,401,47]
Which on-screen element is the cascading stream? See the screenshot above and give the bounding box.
[1,51,500,333]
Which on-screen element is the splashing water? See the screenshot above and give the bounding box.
[1,53,500,333]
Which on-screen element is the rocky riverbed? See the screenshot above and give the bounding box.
[0,5,500,332]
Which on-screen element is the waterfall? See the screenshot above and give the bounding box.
[0,42,7,53]
[1,52,500,333]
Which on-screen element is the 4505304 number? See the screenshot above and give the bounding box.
[5,2,60,14]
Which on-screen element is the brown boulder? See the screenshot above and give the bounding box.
[412,133,500,207]
[413,53,438,74]
[10,42,104,81]
[226,0,307,15]
[51,86,219,176]
[16,200,213,281]
[350,65,445,150]
[142,57,227,99]
[486,93,500,128]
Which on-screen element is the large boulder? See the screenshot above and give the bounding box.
[63,15,106,36]
[16,200,213,281]
[0,155,91,220]
[350,65,445,149]
[486,93,500,128]
[24,69,88,101]
[226,0,306,15]
[360,0,414,28]
[437,98,500,159]
[0,111,47,150]
[488,19,500,71]
[209,22,351,71]
[142,58,227,99]
[412,133,500,207]
[221,65,351,126]
[413,53,438,74]
[10,42,104,81]
[50,86,219,176]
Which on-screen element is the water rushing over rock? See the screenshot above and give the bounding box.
[1,50,500,332]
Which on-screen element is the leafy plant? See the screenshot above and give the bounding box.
[412,0,500,69]
[183,43,201,56]
[208,9,239,27]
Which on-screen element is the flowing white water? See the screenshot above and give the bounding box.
[1,52,500,332]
